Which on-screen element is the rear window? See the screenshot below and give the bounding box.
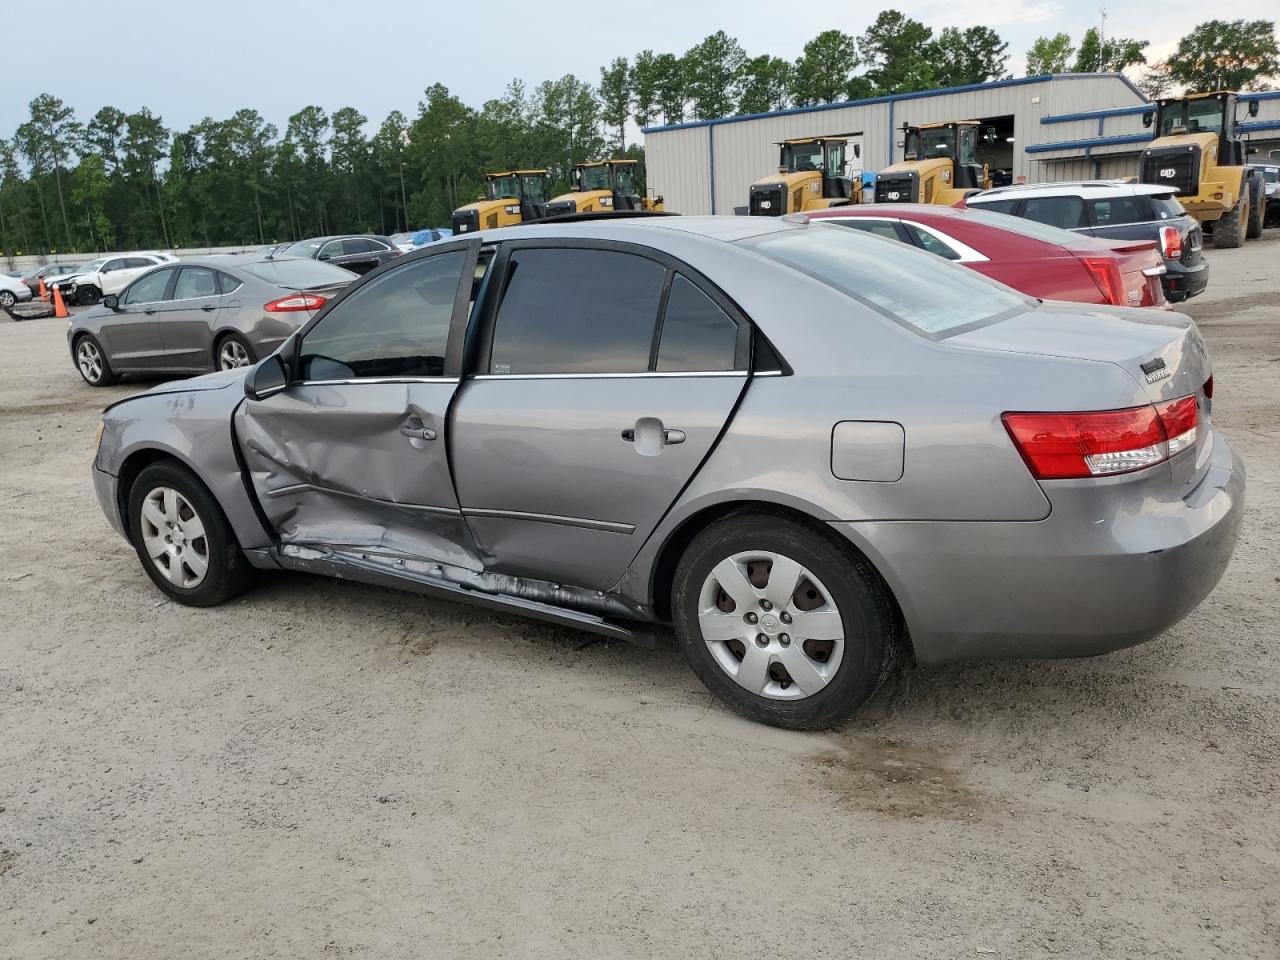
[958,207,1093,247]
[242,259,356,289]
[1150,194,1187,220]
[745,223,1028,337]
[1089,196,1148,226]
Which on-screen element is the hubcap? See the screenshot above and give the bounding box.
[218,339,250,369]
[76,340,103,382]
[698,551,846,701]
[0,292,13,306]
[140,486,209,589]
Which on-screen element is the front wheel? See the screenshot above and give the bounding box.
[74,334,118,386]
[1214,195,1247,249]
[0,290,15,308]
[127,461,254,606]
[672,511,900,729]
[76,285,101,306]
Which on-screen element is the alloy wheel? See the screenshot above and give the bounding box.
[139,486,209,589]
[76,339,104,383]
[698,551,846,700]
[218,339,251,370]
[0,291,14,308]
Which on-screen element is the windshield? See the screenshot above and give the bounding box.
[1160,97,1225,137]
[783,141,825,173]
[244,259,356,289]
[613,165,637,195]
[487,175,520,200]
[520,174,547,203]
[906,127,959,162]
[390,233,413,245]
[744,223,1029,337]
[284,239,325,259]
[81,259,107,272]
[579,165,612,191]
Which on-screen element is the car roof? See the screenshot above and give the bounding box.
[485,214,803,245]
[968,180,1176,201]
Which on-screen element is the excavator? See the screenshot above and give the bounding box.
[452,170,551,234]
[543,160,665,217]
[874,120,990,205]
[747,135,862,215]
[1139,91,1265,248]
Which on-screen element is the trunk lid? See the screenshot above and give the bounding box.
[1089,238,1166,308]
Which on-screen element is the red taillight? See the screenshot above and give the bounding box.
[1079,256,1125,306]
[264,293,327,312]
[1002,396,1199,479]
[1159,225,1182,260]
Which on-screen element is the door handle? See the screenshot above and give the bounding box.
[621,424,686,446]
[663,429,686,445]
[399,423,436,441]
[201,304,216,312]
[144,308,157,315]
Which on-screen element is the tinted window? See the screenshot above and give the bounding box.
[746,224,1028,337]
[831,219,904,242]
[969,198,1018,214]
[126,257,156,269]
[489,248,665,375]
[342,238,375,255]
[298,251,463,381]
[1023,196,1086,230]
[102,259,127,272]
[173,267,219,299]
[1150,194,1187,220]
[903,224,961,260]
[122,268,173,304]
[656,276,738,372]
[244,259,355,288]
[960,207,1092,247]
[1090,196,1148,226]
[286,239,325,259]
[216,271,243,294]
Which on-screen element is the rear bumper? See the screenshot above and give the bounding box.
[834,430,1245,665]
[1163,256,1209,302]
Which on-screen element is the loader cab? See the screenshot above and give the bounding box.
[747,133,863,216]
[452,168,551,233]
[904,122,984,190]
[1146,92,1258,166]
[779,137,856,201]
[547,160,659,216]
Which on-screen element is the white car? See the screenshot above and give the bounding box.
[54,254,170,306]
[0,273,34,309]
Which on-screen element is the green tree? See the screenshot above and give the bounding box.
[122,109,172,248]
[329,106,369,231]
[1073,27,1147,73]
[931,27,1010,87]
[17,95,80,250]
[630,50,661,128]
[599,56,630,151]
[1163,19,1279,92]
[736,55,792,114]
[654,52,687,125]
[406,84,477,225]
[70,154,114,251]
[790,29,860,105]
[81,106,128,173]
[859,11,936,94]
[683,31,746,119]
[1025,33,1075,75]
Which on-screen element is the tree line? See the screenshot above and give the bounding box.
[1,15,1275,259]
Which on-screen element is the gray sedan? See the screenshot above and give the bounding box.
[88,217,1244,729]
[68,255,357,386]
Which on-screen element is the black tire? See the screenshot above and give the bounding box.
[76,285,101,306]
[672,510,900,729]
[0,290,14,308]
[214,332,256,371]
[1246,176,1264,240]
[127,461,254,607]
[1213,194,1247,249]
[73,333,119,387]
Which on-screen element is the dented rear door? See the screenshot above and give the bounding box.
[235,240,483,570]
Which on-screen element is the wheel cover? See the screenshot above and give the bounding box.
[76,340,103,383]
[139,486,210,589]
[698,551,846,701]
[218,339,250,369]
[0,291,13,306]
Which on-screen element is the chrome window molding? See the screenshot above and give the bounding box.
[472,370,748,381]
[295,376,461,387]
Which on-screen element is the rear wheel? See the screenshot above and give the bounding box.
[215,333,255,371]
[127,461,253,606]
[672,511,899,729]
[74,334,118,386]
[0,290,15,308]
[1246,176,1264,240]
[1213,194,1247,249]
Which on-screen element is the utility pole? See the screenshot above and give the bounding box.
[1098,6,1107,71]
[399,160,409,232]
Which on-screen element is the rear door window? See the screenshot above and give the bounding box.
[969,198,1018,215]
[173,267,220,300]
[488,247,665,375]
[1023,196,1086,230]
[655,275,738,372]
[1089,196,1149,226]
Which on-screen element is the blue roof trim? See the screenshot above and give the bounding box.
[1240,119,1280,133]
[1025,132,1153,154]
[1240,90,1280,102]
[1042,103,1153,124]
[641,73,1141,135]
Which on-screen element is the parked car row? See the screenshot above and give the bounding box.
[87,213,1244,730]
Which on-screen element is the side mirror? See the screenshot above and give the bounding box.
[317,253,331,261]
[101,294,119,310]
[1142,111,1153,128]
[1248,100,1260,117]
[244,353,288,400]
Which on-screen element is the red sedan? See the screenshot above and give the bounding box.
[805,204,1168,308]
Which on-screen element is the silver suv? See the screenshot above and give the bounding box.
[90,216,1243,728]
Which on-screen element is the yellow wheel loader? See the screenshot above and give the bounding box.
[544,160,665,217]
[747,135,862,215]
[874,121,991,205]
[452,170,551,234]
[1139,91,1265,249]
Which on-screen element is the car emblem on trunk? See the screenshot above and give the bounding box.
[1141,357,1170,383]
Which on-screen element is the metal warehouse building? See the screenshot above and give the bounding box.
[642,73,1280,215]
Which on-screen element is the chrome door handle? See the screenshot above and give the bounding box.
[399,424,436,441]
[663,429,686,445]
[143,308,157,315]
[201,304,216,312]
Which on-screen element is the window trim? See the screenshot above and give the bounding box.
[469,238,753,379]
[820,216,990,263]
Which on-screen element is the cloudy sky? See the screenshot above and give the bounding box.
[3,0,1274,137]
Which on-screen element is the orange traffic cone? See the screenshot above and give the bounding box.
[52,284,69,319]
[37,277,49,302]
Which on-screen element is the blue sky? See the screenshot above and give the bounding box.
[3,0,1273,137]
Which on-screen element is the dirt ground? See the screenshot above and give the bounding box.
[2,235,1278,960]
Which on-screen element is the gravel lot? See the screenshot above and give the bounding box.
[2,235,1278,960]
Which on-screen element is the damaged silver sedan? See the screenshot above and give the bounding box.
[91,216,1244,728]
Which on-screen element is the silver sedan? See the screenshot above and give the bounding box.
[67,254,356,386]
[88,216,1244,728]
